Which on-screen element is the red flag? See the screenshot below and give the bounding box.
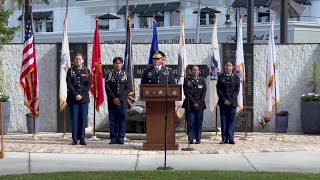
[90,18,105,112]
[20,0,39,118]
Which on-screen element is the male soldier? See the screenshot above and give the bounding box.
[105,57,132,144]
[141,51,175,84]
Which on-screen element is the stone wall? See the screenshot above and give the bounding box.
[0,44,57,132]
[253,44,320,133]
[1,44,319,133]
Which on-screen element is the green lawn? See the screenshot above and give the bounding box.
[1,171,319,180]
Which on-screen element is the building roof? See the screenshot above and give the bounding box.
[117,5,134,15]
[232,0,311,8]
[145,3,164,13]
[132,4,149,14]
[161,2,180,12]
[18,11,53,21]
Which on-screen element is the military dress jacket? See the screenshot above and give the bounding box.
[66,66,92,104]
[216,73,240,108]
[182,77,207,111]
[141,66,176,84]
[105,70,132,110]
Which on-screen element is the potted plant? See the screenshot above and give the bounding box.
[276,111,289,133]
[0,58,10,135]
[301,61,320,134]
[26,113,40,134]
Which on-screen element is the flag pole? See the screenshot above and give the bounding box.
[0,103,4,159]
[179,15,188,141]
[239,74,253,141]
[270,63,283,141]
[209,107,220,140]
[268,19,283,141]
[28,83,40,140]
[62,0,69,140]
[62,109,68,139]
[89,63,100,141]
[209,18,221,141]
[29,117,40,140]
[179,118,188,141]
[88,18,101,141]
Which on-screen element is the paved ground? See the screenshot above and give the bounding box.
[2,132,320,155]
[1,132,320,175]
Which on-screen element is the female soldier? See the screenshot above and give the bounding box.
[66,53,92,145]
[217,61,240,145]
[182,65,207,144]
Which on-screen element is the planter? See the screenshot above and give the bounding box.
[277,116,288,133]
[26,116,40,134]
[301,101,320,134]
[0,101,10,135]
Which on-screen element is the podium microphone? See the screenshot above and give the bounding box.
[157,66,173,170]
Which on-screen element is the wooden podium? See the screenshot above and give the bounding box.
[140,84,182,151]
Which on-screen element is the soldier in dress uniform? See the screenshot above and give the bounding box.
[216,61,240,145]
[141,51,175,84]
[182,65,207,144]
[105,57,132,144]
[67,53,92,146]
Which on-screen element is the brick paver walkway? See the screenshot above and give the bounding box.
[2,133,320,155]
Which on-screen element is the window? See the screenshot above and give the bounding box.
[155,16,164,27]
[98,19,109,30]
[33,0,45,4]
[199,13,215,26]
[170,12,180,26]
[128,14,134,28]
[200,13,206,25]
[258,9,270,23]
[35,21,42,32]
[209,14,215,25]
[140,17,149,28]
[46,20,53,32]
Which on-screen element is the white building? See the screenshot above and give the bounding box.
[5,0,320,44]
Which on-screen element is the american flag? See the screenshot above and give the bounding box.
[20,0,39,118]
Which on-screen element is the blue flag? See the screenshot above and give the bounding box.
[148,20,158,65]
[124,18,135,109]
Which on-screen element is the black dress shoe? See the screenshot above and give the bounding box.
[80,141,87,145]
[70,141,77,145]
[229,141,235,144]
[109,140,117,144]
[219,141,228,144]
[189,140,194,144]
[118,141,124,145]
[195,140,201,144]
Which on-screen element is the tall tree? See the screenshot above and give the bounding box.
[0,0,20,47]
